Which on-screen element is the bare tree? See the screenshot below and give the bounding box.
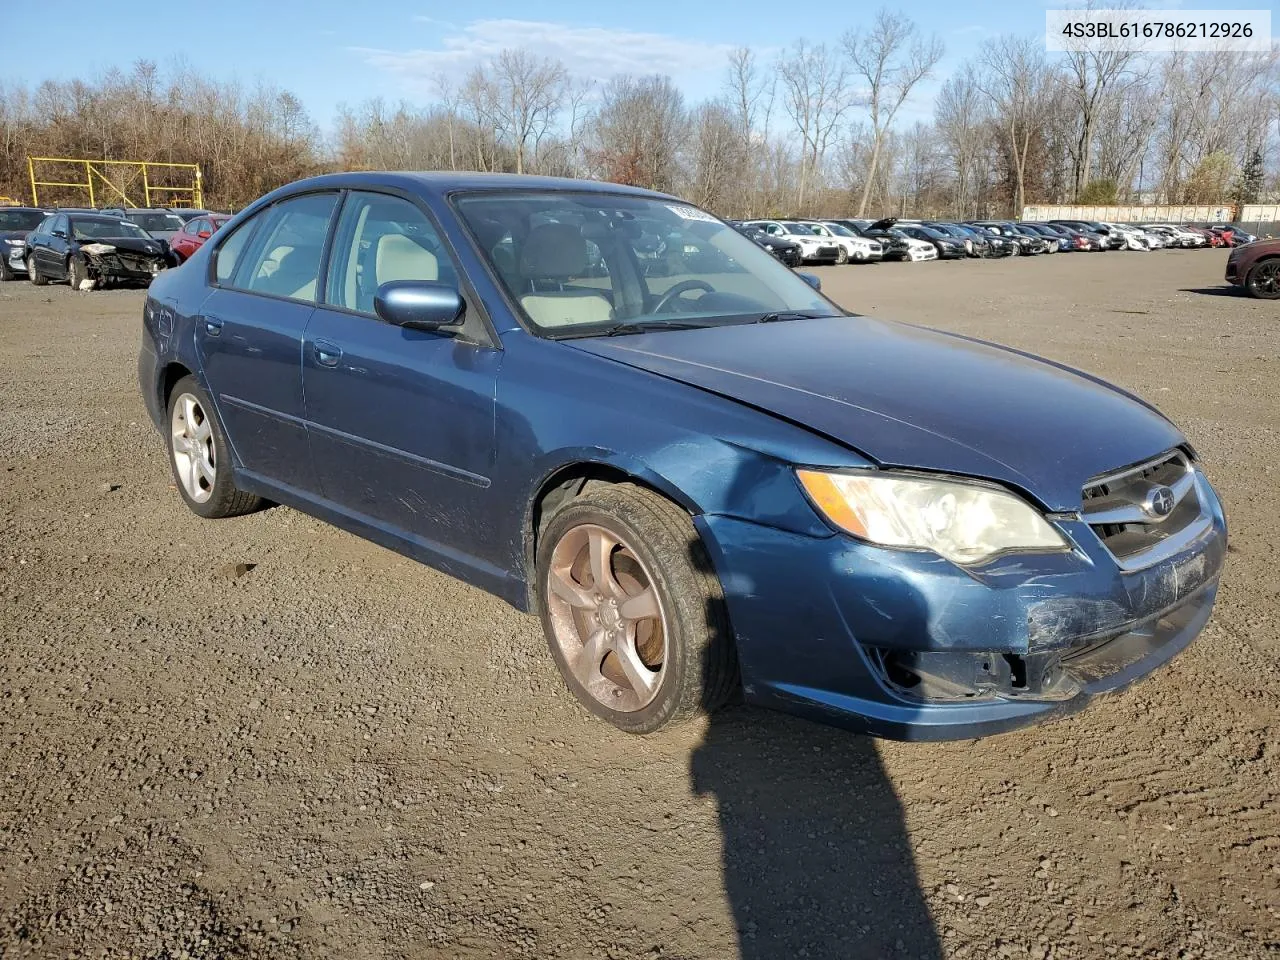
[977,35,1054,216]
[778,40,852,211]
[844,9,943,217]
[1059,1,1141,196]
[591,75,688,192]
[480,50,569,174]
[934,66,989,217]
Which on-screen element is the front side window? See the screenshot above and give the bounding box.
[326,192,453,314]
[455,192,833,336]
[229,192,338,302]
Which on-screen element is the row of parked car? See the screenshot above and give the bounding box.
[729,216,1256,266]
[0,205,229,289]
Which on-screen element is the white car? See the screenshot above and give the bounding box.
[804,221,884,263]
[1101,222,1151,251]
[743,221,841,265]
[1141,224,1206,248]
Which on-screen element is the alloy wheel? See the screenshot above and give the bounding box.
[544,523,667,712]
[1248,260,1280,299]
[170,392,216,503]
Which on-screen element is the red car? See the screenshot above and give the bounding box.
[169,214,230,263]
[1225,237,1279,299]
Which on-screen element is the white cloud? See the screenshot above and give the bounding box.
[352,18,736,95]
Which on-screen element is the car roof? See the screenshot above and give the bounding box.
[67,212,136,223]
[0,207,48,214]
[259,171,678,205]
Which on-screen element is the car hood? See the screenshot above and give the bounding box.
[568,316,1183,511]
[79,236,166,257]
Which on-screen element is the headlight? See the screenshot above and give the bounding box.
[797,469,1068,565]
[2,238,23,247]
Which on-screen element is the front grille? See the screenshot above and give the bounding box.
[1081,450,1210,569]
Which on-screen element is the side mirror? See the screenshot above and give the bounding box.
[374,280,465,331]
[798,272,822,292]
[52,228,67,239]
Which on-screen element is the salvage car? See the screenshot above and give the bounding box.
[26,212,169,289]
[138,172,1227,740]
[1225,236,1280,298]
[804,221,884,263]
[742,220,840,265]
[169,214,232,263]
[0,206,48,280]
[727,220,802,267]
[897,224,966,259]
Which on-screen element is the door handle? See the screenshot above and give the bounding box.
[204,315,224,337]
[313,340,342,367]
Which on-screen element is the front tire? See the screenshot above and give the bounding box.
[1245,259,1280,299]
[166,376,262,519]
[68,256,88,290]
[835,246,849,264]
[27,256,48,285]
[536,483,738,734]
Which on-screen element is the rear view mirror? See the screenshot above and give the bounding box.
[798,272,822,292]
[374,280,465,331]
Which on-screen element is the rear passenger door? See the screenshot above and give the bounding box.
[301,190,502,566]
[195,191,339,495]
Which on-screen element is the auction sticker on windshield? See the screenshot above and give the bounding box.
[1046,8,1270,52]
[666,204,720,223]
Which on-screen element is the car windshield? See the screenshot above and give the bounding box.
[454,192,836,336]
[823,223,858,238]
[130,213,185,231]
[71,218,150,240]
[0,210,45,230]
[780,222,816,236]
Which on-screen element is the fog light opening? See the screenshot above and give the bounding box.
[1002,653,1028,691]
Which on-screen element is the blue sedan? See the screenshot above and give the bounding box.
[137,172,1227,739]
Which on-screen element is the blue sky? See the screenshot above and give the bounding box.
[4,0,1269,130]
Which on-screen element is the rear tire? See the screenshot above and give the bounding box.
[166,375,262,519]
[536,482,739,734]
[27,256,48,285]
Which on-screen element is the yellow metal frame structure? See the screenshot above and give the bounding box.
[27,157,203,210]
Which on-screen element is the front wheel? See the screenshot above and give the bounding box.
[536,483,739,734]
[166,376,262,518]
[835,246,849,264]
[68,256,88,290]
[1245,259,1280,299]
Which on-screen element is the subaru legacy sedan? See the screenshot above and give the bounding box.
[138,173,1227,739]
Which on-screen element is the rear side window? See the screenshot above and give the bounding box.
[213,219,255,283]
[227,193,339,303]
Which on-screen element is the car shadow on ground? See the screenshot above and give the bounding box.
[1179,286,1245,298]
[689,706,942,959]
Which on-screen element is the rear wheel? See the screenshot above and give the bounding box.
[27,255,47,285]
[537,483,738,734]
[166,376,262,519]
[1245,259,1280,300]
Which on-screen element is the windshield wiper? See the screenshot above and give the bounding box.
[754,311,829,324]
[600,320,710,337]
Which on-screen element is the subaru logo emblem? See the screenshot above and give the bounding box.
[1145,485,1176,519]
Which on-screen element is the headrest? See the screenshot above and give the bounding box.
[519,222,587,279]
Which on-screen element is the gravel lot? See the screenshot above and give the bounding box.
[1,250,1277,960]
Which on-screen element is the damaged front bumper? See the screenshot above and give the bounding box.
[696,475,1227,741]
[80,243,167,285]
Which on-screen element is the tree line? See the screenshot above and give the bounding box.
[2,10,1277,217]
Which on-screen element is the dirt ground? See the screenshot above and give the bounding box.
[1,249,1277,960]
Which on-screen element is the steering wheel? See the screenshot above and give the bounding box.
[652,279,714,314]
